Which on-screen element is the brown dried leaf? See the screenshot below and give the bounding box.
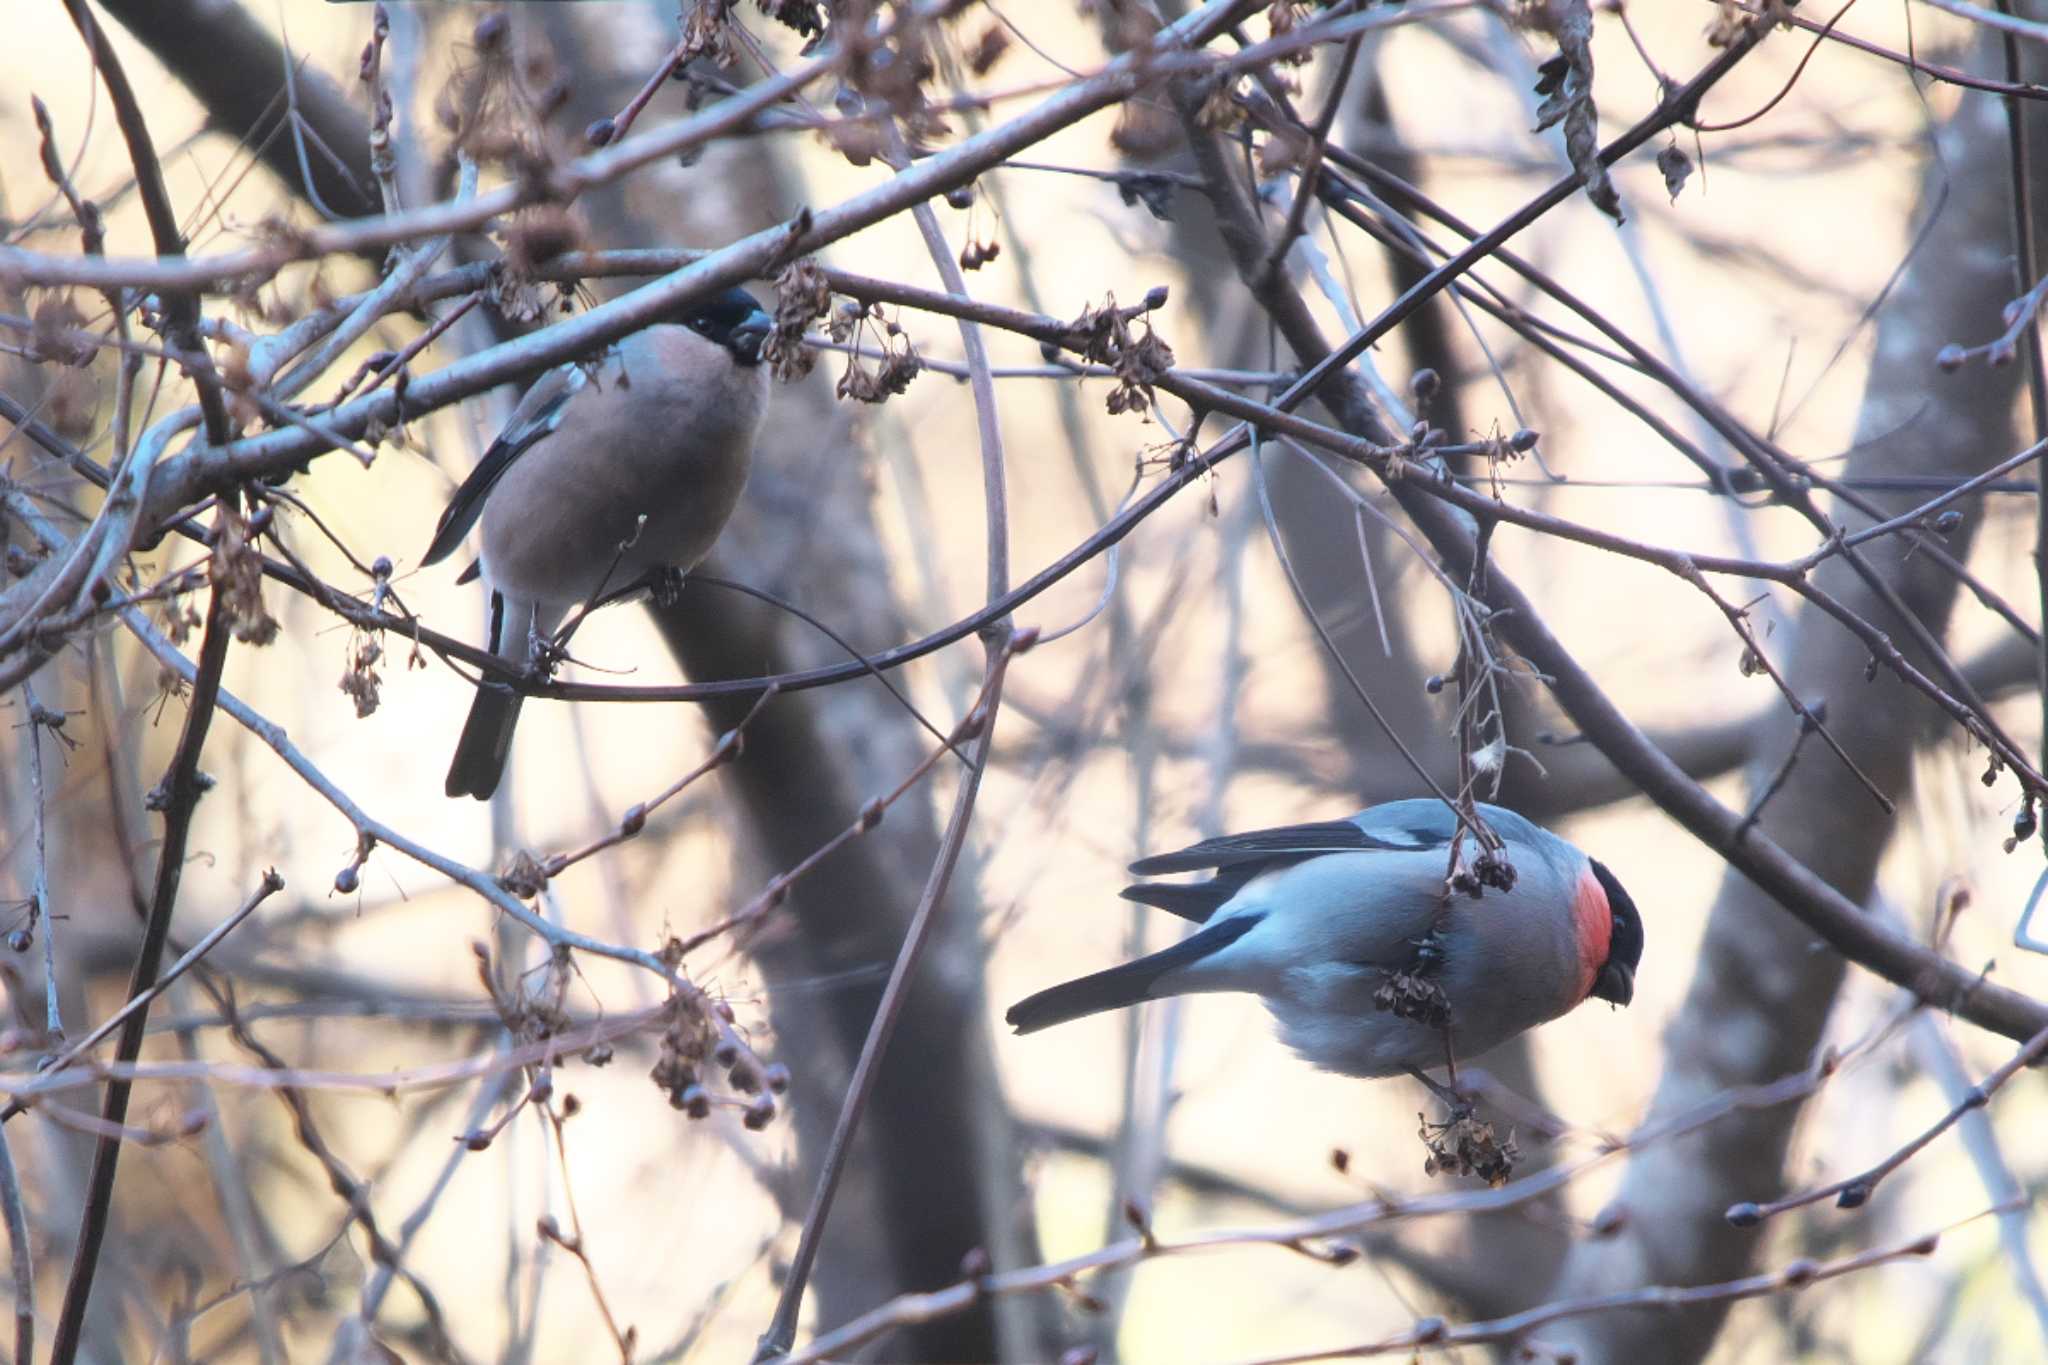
[210,502,278,646]
[764,258,830,382]
[339,634,383,719]
[1530,3,1622,224]
[28,294,96,368]
[1658,142,1693,203]
[683,0,741,66]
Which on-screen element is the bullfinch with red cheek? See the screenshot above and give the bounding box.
[1007,800,1642,1085]
[422,286,772,800]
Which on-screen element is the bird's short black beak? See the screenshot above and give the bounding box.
[1591,959,1634,1007]
[729,310,772,366]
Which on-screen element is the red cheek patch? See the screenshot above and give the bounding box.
[1571,867,1614,1002]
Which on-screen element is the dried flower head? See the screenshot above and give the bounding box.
[501,205,585,275]
[495,848,548,900]
[210,501,278,646]
[829,298,922,404]
[439,14,569,177]
[837,337,921,404]
[1196,77,1245,132]
[475,941,573,1045]
[1256,127,1310,179]
[42,367,101,443]
[28,294,96,368]
[822,116,886,168]
[1266,2,1313,64]
[1420,1111,1518,1187]
[339,633,384,719]
[683,0,741,67]
[763,257,830,382]
[1373,968,1451,1030]
[1068,292,1176,418]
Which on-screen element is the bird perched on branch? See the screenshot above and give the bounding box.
[423,286,773,800]
[1007,800,1642,1090]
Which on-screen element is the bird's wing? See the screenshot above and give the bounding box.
[420,364,588,567]
[1128,817,1441,876]
[1119,878,1242,923]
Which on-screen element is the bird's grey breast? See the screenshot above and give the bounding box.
[617,327,767,546]
[1433,858,1587,1053]
[478,328,765,601]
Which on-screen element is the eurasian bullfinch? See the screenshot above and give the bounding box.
[423,286,772,800]
[1007,800,1643,1081]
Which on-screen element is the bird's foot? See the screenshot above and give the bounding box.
[528,628,570,680]
[1405,1065,1473,1121]
[647,565,688,608]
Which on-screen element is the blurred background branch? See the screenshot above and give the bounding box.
[3,2,2048,1362]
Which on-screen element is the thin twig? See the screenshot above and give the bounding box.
[108,603,757,1042]
[49,524,238,1365]
[0,1121,31,1365]
[1684,569,1893,817]
[1906,1013,2048,1347]
[0,869,286,1124]
[1244,1217,1972,1363]
[538,685,778,881]
[1736,709,1818,842]
[0,0,1270,298]
[1261,32,1364,283]
[1725,1021,2048,1224]
[59,0,230,445]
[206,977,465,1359]
[751,149,1026,1334]
[20,680,64,1040]
[755,630,1029,1359]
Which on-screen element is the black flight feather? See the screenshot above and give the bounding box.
[1005,912,1263,1034]
[420,379,577,568]
[1119,881,1235,923]
[1128,819,1436,876]
[1119,859,1276,923]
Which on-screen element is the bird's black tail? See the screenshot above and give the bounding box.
[1005,913,1262,1034]
[445,684,523,800]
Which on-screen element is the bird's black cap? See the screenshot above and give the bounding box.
[680,285,773,365]
[1588,858,1642,1007]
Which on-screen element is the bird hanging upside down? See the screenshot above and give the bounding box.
[1007,800,1643,1095]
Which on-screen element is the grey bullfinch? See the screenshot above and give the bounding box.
[1007,800,1642,1082]
[423,286,772,800]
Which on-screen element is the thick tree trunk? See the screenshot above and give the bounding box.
[1541,31,2039,1362]
[533,7,1047,1359]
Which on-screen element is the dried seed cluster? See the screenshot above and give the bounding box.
[1068,291,1175,418]
[1373,968,1451,1031]
[649,988,789,1130]
[1419,1111,1518,1188]
[338,633,383,718]
[211,501,279,646]
[830,297,922,404]
[765,258,831,383]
